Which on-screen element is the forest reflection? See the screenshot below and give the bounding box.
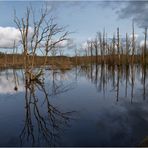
[0,63,147,146]
[76,64,148,102]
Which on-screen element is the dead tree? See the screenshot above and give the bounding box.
[90,41,93,62]
[12,40,16,66]
[102,29,106,64]
[126,33,130,65]
[93,37,98,64]
[117,27,120,64]
[14,8,31,71]
[86,40,90,57]
[86,40,93,64]
[14,6,69,79]
[98,32,103,63]
[132,21,135,64]
[112,34,116,64]
[74,48,78,66]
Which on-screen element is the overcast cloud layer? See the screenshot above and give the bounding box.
[105,1,148,28]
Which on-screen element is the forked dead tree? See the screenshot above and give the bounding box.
[14,5,69,80]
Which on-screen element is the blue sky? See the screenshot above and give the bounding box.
[0,1,146,55]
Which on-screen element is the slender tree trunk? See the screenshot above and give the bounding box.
[117,27,120,64]
[112,34,116,65]
[126,33,129,66]
[132,21,135,65]
[102,29,105,64]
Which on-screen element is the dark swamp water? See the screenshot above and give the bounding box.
[0,64,148,147]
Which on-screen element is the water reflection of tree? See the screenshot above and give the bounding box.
[142,64,147,100]
[78,63,148,102]
[19,71,75,147]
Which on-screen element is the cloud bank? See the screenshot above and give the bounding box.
[117,1,148,28]
[0,26,73,51]
[0,27,21,48]
[0,26,34,49]
[103,1,148,28]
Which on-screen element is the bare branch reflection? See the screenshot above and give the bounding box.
[19,70,76,146]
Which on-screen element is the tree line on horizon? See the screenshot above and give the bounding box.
[78,21,148,65]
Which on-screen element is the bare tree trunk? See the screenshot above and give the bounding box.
[126,33,129,65]
[102,29,105,64]
[132,21,135,65]
[4,52,7,67]
[98,32,102,63]
[112,34,116,65]
[90,42,93,63]
[75,48,78,66]
[93,38,98,64]
[117,27,120,64]
[13,41,16,66]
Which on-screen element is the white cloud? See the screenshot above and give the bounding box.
[0,26,33,49]
[57,40,68,47]
[81,41,88,49]
[0,74,24,94]
[0,26,74,53]
[129,34,139,40]
[55,39,75,49]
[140,40,148,47]
[0,27,21,48]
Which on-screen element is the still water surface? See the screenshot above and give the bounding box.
[0,64,147,146]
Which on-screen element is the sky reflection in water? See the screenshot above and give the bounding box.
[0,65,147,146]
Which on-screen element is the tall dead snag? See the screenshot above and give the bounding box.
[144,27,147,65]
[74,48,78,66]
[90,41,93,79]
[90,41,93,63]
[93,37,98,64]
[117,27,120,64]
[87,40,90,58]
[105,32,109,63]
[102,29,106,64]
[120,42,124,64]
[126,33,130,65]
[98,32,102,63]
[12,40,16,66]
[97,31,105,64]
[86,40,93,64]
[4,52,7,67]
[14,6,69,80]
[112,34,116,64]
[132,21,135,65]
[14,8,30,71]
